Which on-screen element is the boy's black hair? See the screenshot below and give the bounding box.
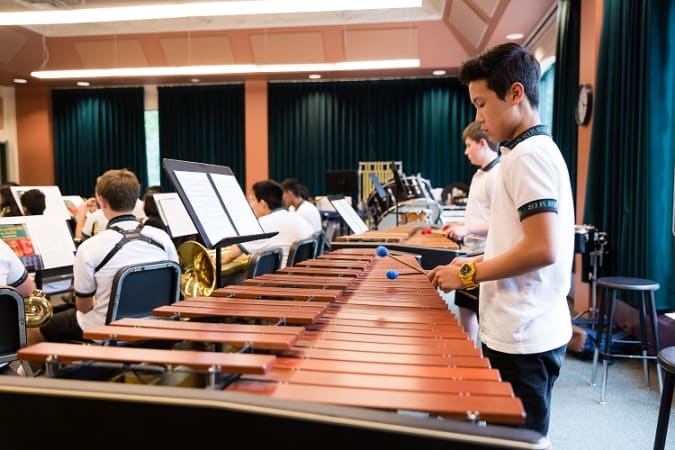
[459,42,540,109]
[20,188,46,215]
[281,178,302,197]
[252,180,284,210]
[282,178,311,201]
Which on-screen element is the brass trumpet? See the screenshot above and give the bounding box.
[24,289,53,328]
[178,241,250,297]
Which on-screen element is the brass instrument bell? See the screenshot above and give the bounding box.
[24,289,53,328]
[178,241,250,297]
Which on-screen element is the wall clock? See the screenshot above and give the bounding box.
[575,84,593,126]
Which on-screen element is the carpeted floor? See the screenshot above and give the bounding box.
[548,352,675,450]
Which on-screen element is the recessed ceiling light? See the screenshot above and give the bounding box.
[308,74,321,80]
[191,78,201,83]
[432,69,446,76]
[0,0,421,25]
[13,78,27,84]
[506,33,524,40]
[76,81,90,87]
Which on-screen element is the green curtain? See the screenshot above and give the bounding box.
[53,87,147,196]
[552,0,580,206]
[584,0,675,310]
[268,78,475,199]
[647,0,675,310]
[157,84,245,191]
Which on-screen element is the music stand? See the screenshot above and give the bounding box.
[390,162,406,226]
[329,196,369,235]
[163,159,277,289]
[368,173,388,200]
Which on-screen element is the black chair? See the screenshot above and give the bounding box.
[287,237,318,267]
[105,260,181,324]
[0,286,32,376]
[243,247,284,279]
[654,346,675,450]
[313,230,330,257]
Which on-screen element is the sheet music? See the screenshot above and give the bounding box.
[23,216,76,269]
[174,170,236,245]
[0,216,75,269]
[331,198,369,234]
[153,193,198,238]
[10,185,72,220]
[210,173,263,235]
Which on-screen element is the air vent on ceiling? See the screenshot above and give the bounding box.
[12,0,71,10]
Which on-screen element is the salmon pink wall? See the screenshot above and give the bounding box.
[15,86,54,186]
[244,80,269,194]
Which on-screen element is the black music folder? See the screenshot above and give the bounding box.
[163,158,277,249]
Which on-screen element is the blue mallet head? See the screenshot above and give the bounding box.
[376,245,388,257]
[386,269,399,279]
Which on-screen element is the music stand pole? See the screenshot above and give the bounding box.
[215,243,223,289]
[394,186,399,227]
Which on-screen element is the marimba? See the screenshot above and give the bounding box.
[331,225,463,269]
[16,247,525,428]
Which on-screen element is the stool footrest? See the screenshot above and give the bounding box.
[599,353,657,360]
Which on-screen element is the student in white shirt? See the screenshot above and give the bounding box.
[281,178,322,233]
[223,180,314,268]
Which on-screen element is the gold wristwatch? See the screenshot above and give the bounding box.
[458,262,479,290]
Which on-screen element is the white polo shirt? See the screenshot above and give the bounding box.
[81,209,108,238]
[479,129,574,354]
[295,200,323,232]
[241,208,314,268]
[0,239,29,287]
[464,157,500,232]
[73,215,178,330]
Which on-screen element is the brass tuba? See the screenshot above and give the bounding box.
[177,241,250,297]
[24,289,53,328]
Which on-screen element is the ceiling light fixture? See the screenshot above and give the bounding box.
[31,59,420,79]
[76,81,90,87]
[432,69,446,76]
[308,74,322,80]
[506,33,524,40]
[0,0,421,26]
[13,78,27,84]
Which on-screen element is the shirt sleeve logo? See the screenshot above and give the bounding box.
[518,198,558,220]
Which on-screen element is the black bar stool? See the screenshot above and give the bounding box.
[654,346,675,450]
[589,276,662,404]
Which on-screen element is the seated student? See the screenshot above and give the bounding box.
[27,168,178,344]
[20,189,46,215]
[75,197,107,241]
[0,184,22,217]
[281,178,322,232]
[142,192,168,232]
[222,180,314,268]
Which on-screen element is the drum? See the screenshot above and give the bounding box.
[376,198,441,230]
[397,207,432,225]
[366,176,435,226]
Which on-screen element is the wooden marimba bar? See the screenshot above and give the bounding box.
[16,247,525,426]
